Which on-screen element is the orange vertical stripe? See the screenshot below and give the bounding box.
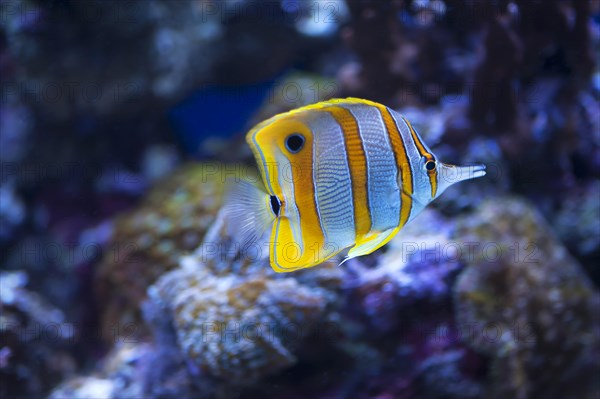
[402,117,438,198]
[380,107,413,227]
[287,126,328,266]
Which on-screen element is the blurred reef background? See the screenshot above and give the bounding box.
[1,1,599,398]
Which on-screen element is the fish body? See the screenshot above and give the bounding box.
[228,98,485,272]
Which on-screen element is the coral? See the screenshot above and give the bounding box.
[454,197,600,399]
[3,0,310,121]
[147,261,335,386]
[341,0,600,214]
[552,180,600,281]
[49,376,117,399]
[335,197,599,399]
[468,18,522,133]
[96,163,230,336]
[2,1,598,398]
[3,0,214,118]
[0,103,32,164]
[0,181,26,242]
[97,159,345,347]
[252,73,341,122]
[341,1,414,104]
[53,206,344,398]
[416,350,482,399]
[50,339,216,399]
[0,270,76,398]
[346,209,463,334]
[319,209,486,399]
[48,342,149,399]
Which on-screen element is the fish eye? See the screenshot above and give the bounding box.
[425,160,436,171]
[285,134,305,153]
[270,195,281,216]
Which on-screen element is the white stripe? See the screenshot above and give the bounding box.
[387,108,422,220]
[276,151,303,253]
[345,103,400,232]
[311,122,326,244]
[308,111,356,252]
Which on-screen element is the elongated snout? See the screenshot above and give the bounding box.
[435,162,486,198]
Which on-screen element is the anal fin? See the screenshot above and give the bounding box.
[344,227,399,261]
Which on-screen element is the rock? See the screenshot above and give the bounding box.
[454,197,600,399]
[552,180,600,283]
[96,163,230,337]
[346,209,463,334]
[147,253,336,386]
[0,271,76,398]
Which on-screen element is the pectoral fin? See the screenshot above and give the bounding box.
[222,179,275,250]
